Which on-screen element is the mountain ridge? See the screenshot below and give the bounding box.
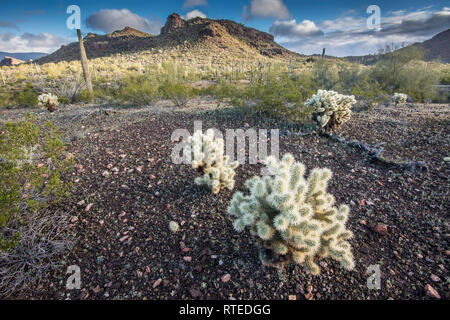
[344,29,450,64]
[36,13,299,64]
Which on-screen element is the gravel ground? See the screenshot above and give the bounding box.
[1,100,449,300]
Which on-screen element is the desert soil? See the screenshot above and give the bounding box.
[1,99,449,300]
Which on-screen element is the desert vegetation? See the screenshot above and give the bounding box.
[0,17,448,301]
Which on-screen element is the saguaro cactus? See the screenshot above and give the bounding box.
[77,29,93,93]
[228,153,354,274]
[183,129,239,194]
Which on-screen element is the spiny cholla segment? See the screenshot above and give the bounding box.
[305,89,356,131]
[392,93,407,105]
[38,93,59,108]
[183,129,239,194]
[228,153,354,274]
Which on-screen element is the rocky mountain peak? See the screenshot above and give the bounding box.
[161,13,186,35]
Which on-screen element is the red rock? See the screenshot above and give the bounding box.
[288,295,296,300]
[425,284,441,299]
[85,203,93,211]
[161,13,186,34]
[183,256,192,262]
[221,274,231,283]
[70,216,78,223]
[152,278,162,288]
[374,224,388,236]
[430,274,440,282]
[93,285,101,293]
[119,235,129,242]
[360,220,367,225]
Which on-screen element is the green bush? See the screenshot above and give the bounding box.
[0,113,73,251]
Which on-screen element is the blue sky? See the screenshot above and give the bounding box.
[0,0,449,56]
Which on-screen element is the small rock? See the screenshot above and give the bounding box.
[221,274,231,283]
[70,216,78,223]
[288,295,296,300]
[360,220,367,225]
[152,278,162,289]
[85,203,93,212]
[424,284,441,299]
[430,274,440,282]
[77,200,85,206]
[93,285,101,294]
[373,224,388,236]
[183,256,192,262]
[189,287,202,298]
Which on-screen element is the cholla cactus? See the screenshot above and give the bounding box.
[392,93,407,105]
[305,90,356,131]
[38,93,59,112]
[228,153,354,274]
[183,129,239,194]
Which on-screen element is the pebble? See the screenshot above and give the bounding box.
[221,274,231,283]
[430,274,440,282]
[85,203,93,212]
[424,284,441,299]
[152,278,162,289]
[373,224,388,236]
[183,256,192,262]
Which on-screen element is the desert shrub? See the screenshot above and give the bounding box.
[312,59,339,90]
[117,74,160,106]
[38,93,59,112]
[159,80,194,107]
[220,69,315,125]
[371,44,425,94]
[183,129,238,194]
[0,114,74,295]
[13,84,38,108]
[305,89,356,131]
[0,114,73,294]
[396,63,440,102]
[228,153,354,274]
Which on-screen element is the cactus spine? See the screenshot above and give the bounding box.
[228,153,354,274]
[183,129,239,194]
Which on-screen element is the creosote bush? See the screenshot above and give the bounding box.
[305,89,356,132]
[0,114,74,295]
[183,129,238,194]
[228,153,354,274]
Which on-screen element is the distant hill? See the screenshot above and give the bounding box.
[0,52,47,62]
[37,14,300,64]
[345,29,450,64]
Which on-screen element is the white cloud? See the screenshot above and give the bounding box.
[86,9,162,34]
[278,8,450,57]
[243,0,291,20]
[0,32,69,53]
[269,19,323,39]
[182,10,207,20]
[183,0,208,8]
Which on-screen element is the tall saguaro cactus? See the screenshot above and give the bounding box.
[76,29,93,93]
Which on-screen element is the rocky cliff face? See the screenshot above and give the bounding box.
[0,56,25,66]
[160,13,186,35]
